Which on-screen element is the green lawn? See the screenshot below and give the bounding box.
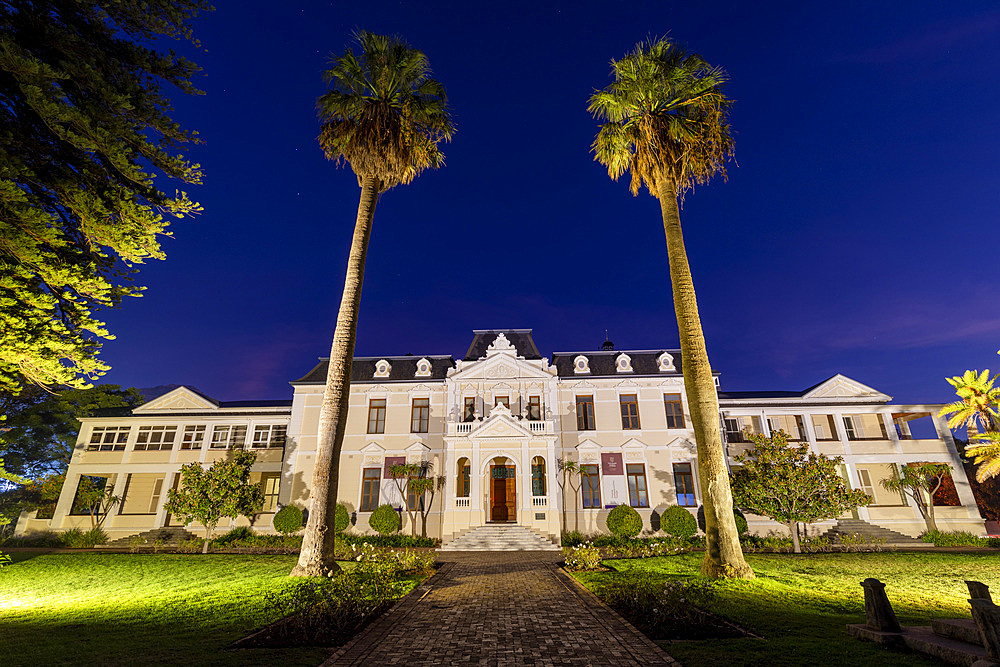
[0,551,418,666]
[573,551,1000,666]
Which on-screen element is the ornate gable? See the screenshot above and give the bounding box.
[467,403,534,439]
[133,387,217,413]
[803,374,891,402]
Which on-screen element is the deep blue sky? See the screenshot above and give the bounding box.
[99,1,1000,404]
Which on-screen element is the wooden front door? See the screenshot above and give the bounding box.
[489,465,516,522]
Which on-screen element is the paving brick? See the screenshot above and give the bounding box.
[324,551,676,666]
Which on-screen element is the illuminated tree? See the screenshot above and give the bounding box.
[164,450,263,553]
[588,37,751,578]
[939,369,1000,438]
[0,0,208,393]
[880,462,952,533]
[293,32,454,576]
[731,431,870,553]
[557,458,582,533]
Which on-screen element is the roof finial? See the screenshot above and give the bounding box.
[602,330,614,351]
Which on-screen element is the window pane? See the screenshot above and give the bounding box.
[581,464,601,508]
[664,394,684,429]
[361,468,381,511]
[411,398,429,433]
[368,399,386,434]
[576,396,595,431]
[620,395,640,430]
[673,463,696,506]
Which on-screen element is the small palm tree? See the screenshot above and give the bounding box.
[965,432,1000,483]
[588,37,752,579]
[939,369,1000,438]
[292,31,454,577]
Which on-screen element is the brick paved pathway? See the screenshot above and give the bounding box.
[324,551,677,666]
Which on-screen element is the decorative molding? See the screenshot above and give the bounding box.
[133,387,217,413]
[616,353,633,373]
[374,359,391,378]
[573,355,590,374]
[415,357,432,377]
[658,352,675,372]
[366,384,390,395]
[803,374,891,401]
[487,332,516,354]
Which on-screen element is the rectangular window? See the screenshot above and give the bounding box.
[843,414,888,441]
[411,398,430,433]
[531,460,546,496]
[663,394,684,429]
[210,425,247,449]
[810,415,839,441]
[627,464,649,508]
[673,463,696,506]
[134,426,177,451]
[856,463,906,506]
[181,425,206,450]
[527,396,541,421]
[87,426,130,451]
[463,397,476,422]
[620,394,640,430]
[251,424,287,448]
[360,468,381,511]
[407,469,426,511]
[581,464,601,508]
[148,478,164,513]
[260,473,280,512]
[367,399,386,434]
[576,396,595,431]
[723,416,762,443]
[766,415,806,441]
[494,395,509,408]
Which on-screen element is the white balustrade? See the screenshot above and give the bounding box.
[531,496,547,507]
[455,497,471,508]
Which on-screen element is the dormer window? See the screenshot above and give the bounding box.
[657,352,675,372]
[616,353,633,373]
[574,355,590,374]
[374,359,391,378]
[415,358,432,377]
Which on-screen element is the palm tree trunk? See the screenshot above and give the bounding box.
[657,181,754,580]
[291,175,379,577]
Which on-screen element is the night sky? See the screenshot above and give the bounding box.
[97,1,1000,405]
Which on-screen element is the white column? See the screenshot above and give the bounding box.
[153,472,174,528]
[881,411,903,454]
[51,471,83,528]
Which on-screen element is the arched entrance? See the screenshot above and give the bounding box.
[489,456,516,523]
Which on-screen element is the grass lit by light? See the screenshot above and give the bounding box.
[574,551,1000,666]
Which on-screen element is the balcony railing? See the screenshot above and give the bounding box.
[532,496,547,507]
[447,419,555,436]
[455,497,471,508]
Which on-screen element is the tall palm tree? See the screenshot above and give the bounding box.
[588,37,753,579]
[965,432,1000,483]
[291,31,454,577]
[939,369,1000,439]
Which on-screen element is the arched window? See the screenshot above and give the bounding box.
[457,457,471,498]
[531,456,546,496]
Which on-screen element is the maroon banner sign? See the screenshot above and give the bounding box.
[383,456,406,478]
[601,452,624,476]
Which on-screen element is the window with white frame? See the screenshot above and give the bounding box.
[766,415,806,441]
[134,426,177,451]
[210,424,247,449]
[810,414,839,441]
[260,473,280,512]
[87,426,130,451]
[251,424,287,448]
[181,425,206,449]
[843,414,888,441]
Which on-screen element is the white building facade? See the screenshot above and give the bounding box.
[28,329,984,542]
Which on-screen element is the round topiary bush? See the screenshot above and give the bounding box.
[335,503,350,533]
[606,504,643,538]
[369,504,401,535]
[273,505,304,535]
[662,505,698,539]
[697,505,748,535]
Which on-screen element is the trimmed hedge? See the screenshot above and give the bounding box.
[606,505,643,538]
[335,503,350,533]
[369,504,401,535]
[273,505,304,535]
[662,505,697,539]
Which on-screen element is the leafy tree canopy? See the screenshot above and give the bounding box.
[0,0,209,394]
[163,450,263,552]
[880,461,952,533]
[0,384,142,478]
[731,430,871,553]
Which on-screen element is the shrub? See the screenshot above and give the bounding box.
[335,503,350,533]
[128,534,146,553]
[564,542,602,571]
[83,527,108,547]
[561,530,585,547]
[606,505,643,538]
[369,504,401,536]
[921,530,1000,548]
[600,572,724,639]
[60,528,87,548]
[273,505,304,535]
[662,505,697,539]
[177,538,203,553]
[214,526,255,545]
[337,533,437,548]
[0,551,9,567]
[697,505,748,535]
[0,531,63,548]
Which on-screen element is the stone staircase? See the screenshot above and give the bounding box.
[105,526,199,547]
[819,518,929,546]
[439,524,561,552]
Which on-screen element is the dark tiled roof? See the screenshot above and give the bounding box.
[91,407,135,417]
[293,355,455,384]
[463,329,541,361]
[220,400,293,408]
[718,390,804,400]
[550,350,684,378]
